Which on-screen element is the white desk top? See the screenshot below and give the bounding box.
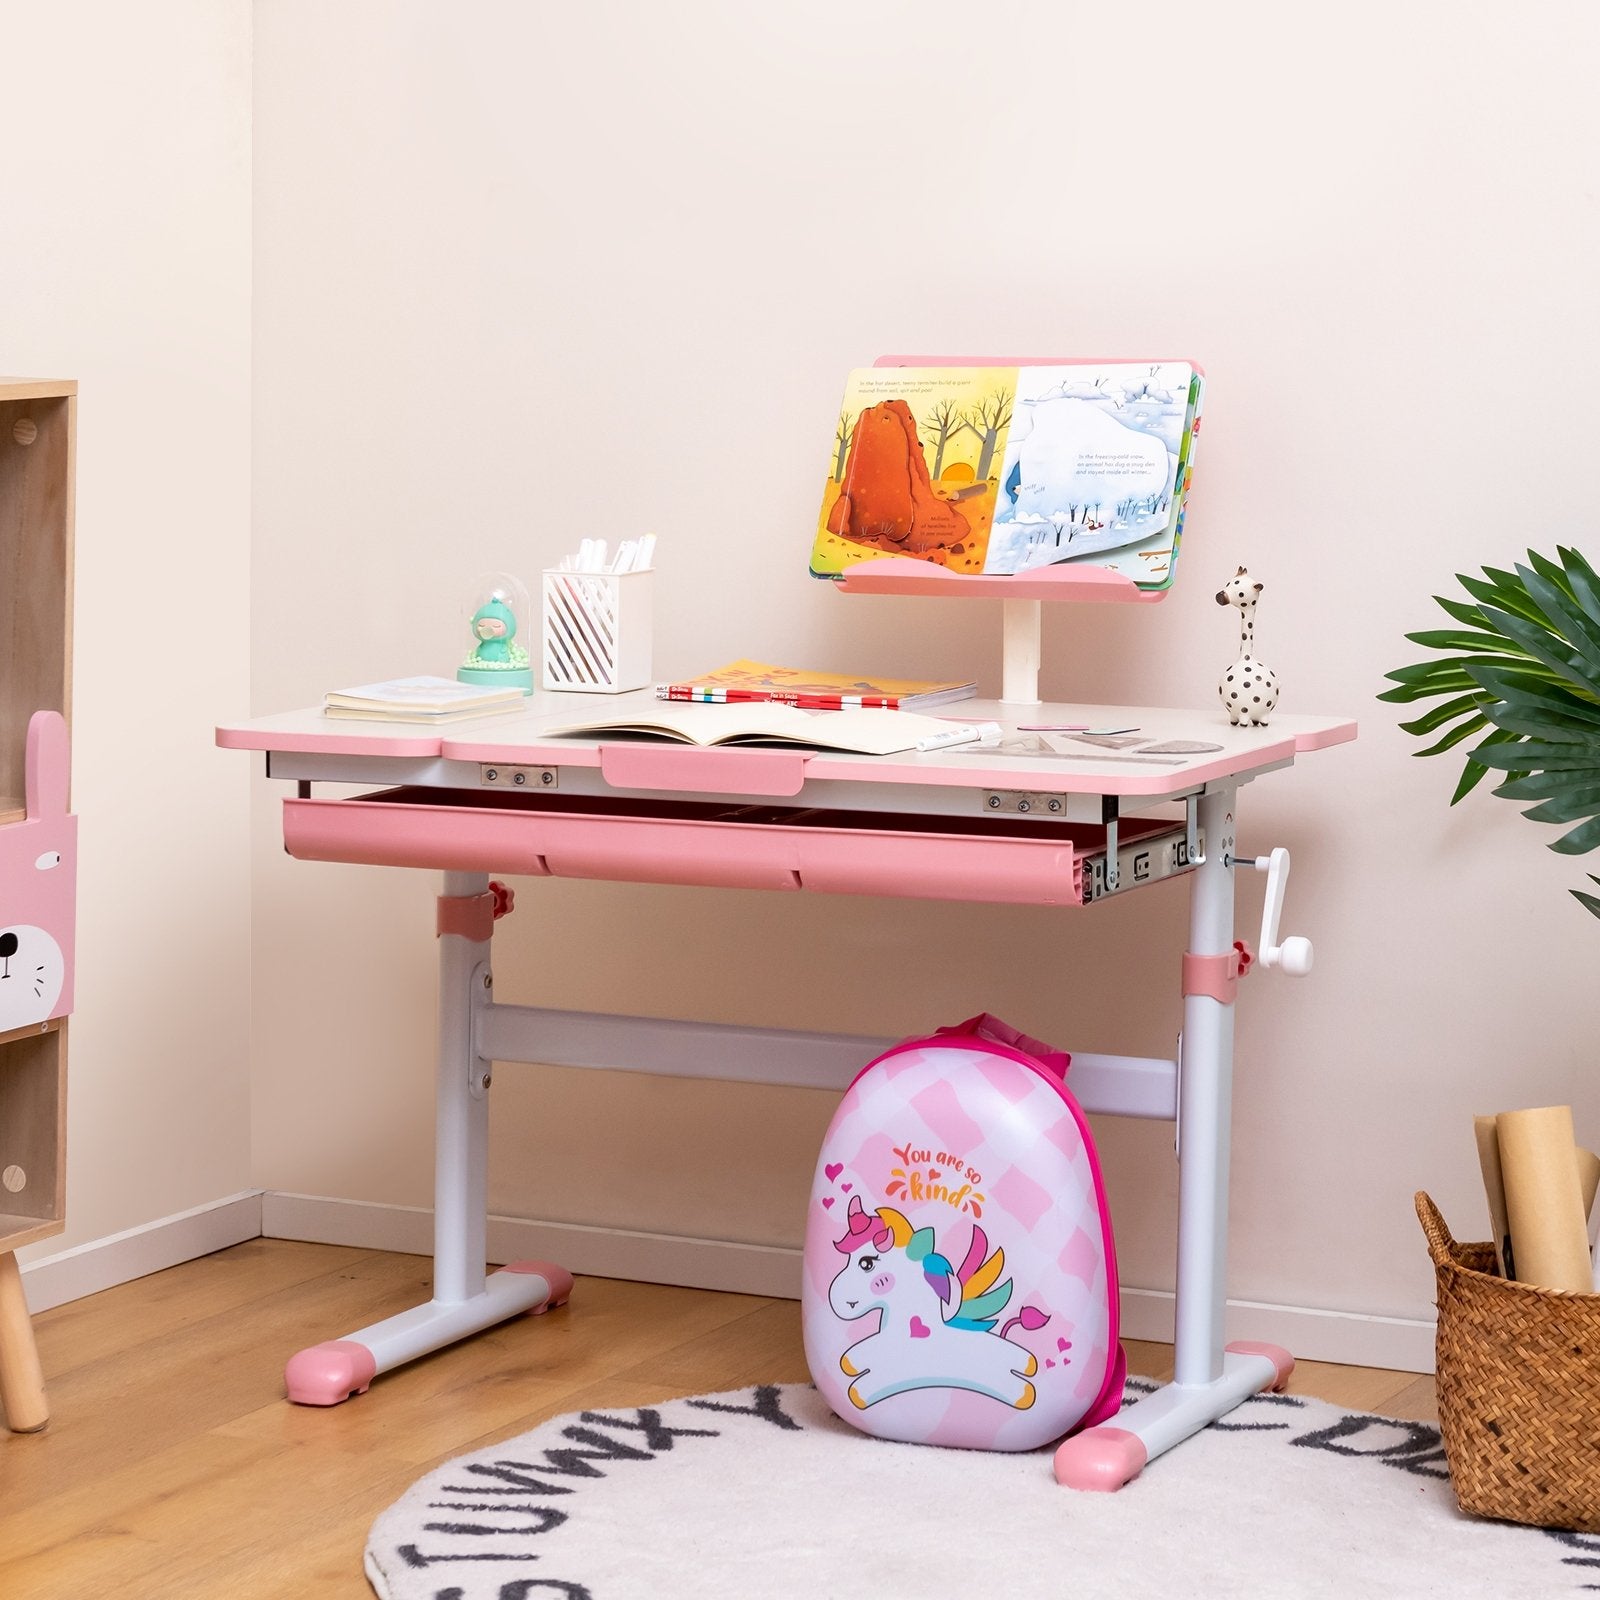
[219,691,1355,801]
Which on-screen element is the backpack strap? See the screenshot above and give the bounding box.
[933,1013,1070,1081]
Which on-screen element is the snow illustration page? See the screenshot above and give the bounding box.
[812,360,1203,589]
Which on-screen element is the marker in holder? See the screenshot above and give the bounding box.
[541,568,653,693]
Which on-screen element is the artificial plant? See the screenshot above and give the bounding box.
[1380,545,1600,919]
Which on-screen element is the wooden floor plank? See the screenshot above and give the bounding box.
[0,1238,1440,1600]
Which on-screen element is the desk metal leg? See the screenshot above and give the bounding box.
[284,871,573,1406]
[1055,787,1291,1488]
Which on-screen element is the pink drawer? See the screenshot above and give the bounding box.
[281,789,1189,907]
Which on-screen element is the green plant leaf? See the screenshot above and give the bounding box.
[1575,875,1600,920]
[1515,790,1600,825]
[1414,713,1490,757]
[1551,815,1600,855]
[1378,676,1485,706]
[1477,604,1600,702]
[1558,548,1600,629]
[1472,742,1600,771]
[1452,728,1524,801]
[1407,628,1528,653]
[1477,706,1600,744]
[1496,770,1600,801]
[1398,693,1484,737]
[1468,664,1600,723]
[1516,564,1600,684]
[1434,596,1492,629]
[1461,571,1549,626]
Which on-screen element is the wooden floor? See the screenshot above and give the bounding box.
[0,1240,1438,1598]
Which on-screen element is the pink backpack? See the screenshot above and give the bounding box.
[802,1014,1124,1452]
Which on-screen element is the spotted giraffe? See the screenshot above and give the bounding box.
[1216,567,1280,727]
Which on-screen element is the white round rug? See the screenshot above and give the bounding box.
[366,1379,1597,1599]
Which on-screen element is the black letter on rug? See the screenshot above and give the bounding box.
[1291,1414,1449,1478]
[574,1409,719,1451]
[688,1385,803,1432]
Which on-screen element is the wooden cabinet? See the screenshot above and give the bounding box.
[0,377,76,1431]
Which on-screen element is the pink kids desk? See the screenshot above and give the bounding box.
[217,349,1353,1488]
[217,682,1353,1490]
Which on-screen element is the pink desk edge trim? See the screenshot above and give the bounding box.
[215,725,446,758]
[875,354,1205,375]
[834,558,1166,604]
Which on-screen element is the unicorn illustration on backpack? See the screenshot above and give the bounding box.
[828,1195,1051,1411]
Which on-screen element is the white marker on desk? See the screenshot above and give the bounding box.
[916,721,1002,752]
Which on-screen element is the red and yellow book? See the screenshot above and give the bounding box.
[654,658,976,712]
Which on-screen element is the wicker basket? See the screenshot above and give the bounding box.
[1418,1190,1600,1530]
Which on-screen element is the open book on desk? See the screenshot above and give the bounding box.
[538,700,999,755]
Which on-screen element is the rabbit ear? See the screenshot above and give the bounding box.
[25,711,69,820]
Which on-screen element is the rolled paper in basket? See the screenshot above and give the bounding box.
[1498,1105,1594,1294]
[1473,1114,1512,1276]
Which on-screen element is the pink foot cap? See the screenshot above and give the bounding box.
[1227,1339,1295,1392]
[504,1259,575,1312]
[1054,1425,1148,1491]
[285,1339,378,1406]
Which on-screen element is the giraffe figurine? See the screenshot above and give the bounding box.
[1216,566,1280,727]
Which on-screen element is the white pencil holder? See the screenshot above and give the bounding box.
[541,568,653,693]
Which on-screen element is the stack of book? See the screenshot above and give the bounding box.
[323,676,527,724]
[655,658,976,711]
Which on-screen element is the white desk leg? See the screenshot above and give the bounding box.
[1055,788,1292,1489]
[284,871,573,1406]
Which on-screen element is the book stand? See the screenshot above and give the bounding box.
[833,354,1173,705]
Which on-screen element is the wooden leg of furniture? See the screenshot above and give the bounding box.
[0,1249,49,1433]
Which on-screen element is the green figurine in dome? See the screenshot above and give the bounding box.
[458,579,533,692]
[469,594,518,663]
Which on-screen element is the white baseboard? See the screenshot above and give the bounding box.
[14,1187,1436,1373]
[261,1192,1437,1374]
[18,1190,264,1313]
[1118,1286,1436,1375]
[260,1192,804,1299]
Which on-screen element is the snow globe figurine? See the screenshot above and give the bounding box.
[458,573,534,693]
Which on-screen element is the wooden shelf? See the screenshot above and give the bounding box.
[0,796,22,827]
[0,1026,67,1254]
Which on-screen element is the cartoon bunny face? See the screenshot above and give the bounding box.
[0,923,65,1030]
[0,713,76,1030]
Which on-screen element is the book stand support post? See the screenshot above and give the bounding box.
[835,559,1165,707]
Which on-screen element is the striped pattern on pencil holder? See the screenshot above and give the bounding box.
[541,569,653,693]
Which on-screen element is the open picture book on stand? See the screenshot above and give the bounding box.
[811,359,1203,587]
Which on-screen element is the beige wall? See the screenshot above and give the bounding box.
[3,2,255,1256]
[249,1,1600,1331]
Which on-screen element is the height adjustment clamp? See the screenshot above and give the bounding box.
[437,880,517,942]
